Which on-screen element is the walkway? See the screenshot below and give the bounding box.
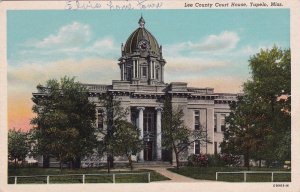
[140,167,207,182]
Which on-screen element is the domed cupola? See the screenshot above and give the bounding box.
[118,16,166,85]
[123,16,160,57]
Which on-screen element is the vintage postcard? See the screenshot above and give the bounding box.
[0,0,299,192]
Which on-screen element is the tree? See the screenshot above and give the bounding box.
[31,76,97,170]
[221,46,291,167]
[220,94,267,169]
[245,47,291,164]
[8,128,30,169]
[162,95,209,169]
[97,92,129,173]
[112,120,143,170]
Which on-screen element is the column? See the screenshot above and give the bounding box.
[133,60,136,78]
[135,60,138,78]
[160,65,164,82]
[122,64,125,80]
[162,67,164,82]
[152,61,155,79]
[216,113,221,132]
[150,61,152,79]
[207,108,214,154]
[155,107,162,160]
[120,65,122,80]
[137,107,145,161]
[135,60,139,78]
[137,60,139,78]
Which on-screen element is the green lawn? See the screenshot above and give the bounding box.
[168,167,291,182]
[8,168,170,184]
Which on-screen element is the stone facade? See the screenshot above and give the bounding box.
[33,17,237,167]
[83,17,237,163]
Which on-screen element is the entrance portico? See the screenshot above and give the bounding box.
[134,106,162,161]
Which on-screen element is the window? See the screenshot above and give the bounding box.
[214,114,217,132]
[97,109,103,129]
[142,67,147,77]
[143,112,154,132]
[221,115,225,131]
[214,142,218,154]
[131,111,138,127]
[195,140,200,154]
[156,68,159,80]
[126,67,132,80]
[194,110,200,130]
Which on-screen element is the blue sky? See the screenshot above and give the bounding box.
[7,10,290,81]
[8,9,289,62]
[7,9,290,130]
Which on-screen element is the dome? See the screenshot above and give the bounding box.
[123,17,160,55]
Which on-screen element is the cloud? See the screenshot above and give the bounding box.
[190,31,240,52]
[164,31,240,57]
[19,22,119,61]
[235,44,282,57]
[82,37,119,56]
[90,38,116,50]
[34,22,91,49]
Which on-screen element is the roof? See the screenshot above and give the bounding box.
[123,17,160,55]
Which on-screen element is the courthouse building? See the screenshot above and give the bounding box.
[34,17,237,167]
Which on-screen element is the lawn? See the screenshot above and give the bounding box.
[8,167,170,184]
[168,167,291,182]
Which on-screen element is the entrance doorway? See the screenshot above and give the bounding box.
[144,141,153,161]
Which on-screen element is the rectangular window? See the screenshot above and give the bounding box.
[214,114,217,132]
[194,110,200,130]
[143,112,154,132]
[195,140,200,154]
[214,142,218,154]
[221,115,225,132]
[142,67,147,77]
[156,68,159,80]
[97,109,103,129]
[126,67,132,80]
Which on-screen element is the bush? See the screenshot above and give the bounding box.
[207,154,225,167]
[220,153,241,167]
[187,154,208,167]
[188,153,242,167]
[8,161,38,169]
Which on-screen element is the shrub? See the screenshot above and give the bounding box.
[207,154,225,167]
[220,153,241,167]
[187,154,208,167]
[188,153,242,167]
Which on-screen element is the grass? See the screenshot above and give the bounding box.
[168,166,291,182]
[8,167,170,184]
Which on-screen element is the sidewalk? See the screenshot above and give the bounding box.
[140,167,207,182]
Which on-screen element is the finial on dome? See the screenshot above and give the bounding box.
[138,15,145,28]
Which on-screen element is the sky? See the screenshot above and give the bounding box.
[7,9,290,131]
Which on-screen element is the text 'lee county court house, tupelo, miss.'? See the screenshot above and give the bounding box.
[33,17,237,167]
